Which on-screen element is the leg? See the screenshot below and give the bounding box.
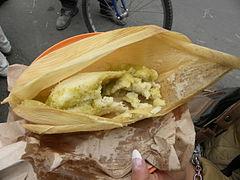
[0,51,9,77]
[59,0,78,9]
[0,26,11,55]
[56,0,79,30]
[99,0,113,9]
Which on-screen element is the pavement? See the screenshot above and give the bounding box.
[0,0,240,122]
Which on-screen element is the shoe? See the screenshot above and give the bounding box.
[0,42,11,55]
[56,7,79,30]
[0,27,12,55]
[99,3,126,26]
[0,52,9,77]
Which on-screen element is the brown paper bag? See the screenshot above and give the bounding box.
[22,105,194,179]
[0,120,37,180]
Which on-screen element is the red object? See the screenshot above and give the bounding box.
[149,167,157,174]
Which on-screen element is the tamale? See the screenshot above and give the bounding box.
[2,25,240,134]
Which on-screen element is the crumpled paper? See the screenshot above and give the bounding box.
[0,65,195,180]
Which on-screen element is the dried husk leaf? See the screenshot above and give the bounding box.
[3,25,240,134]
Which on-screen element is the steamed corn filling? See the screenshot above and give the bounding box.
[46,65,165,116]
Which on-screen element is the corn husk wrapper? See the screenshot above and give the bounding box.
[3,25,240,134]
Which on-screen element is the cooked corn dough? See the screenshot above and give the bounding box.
[46,65,165,117]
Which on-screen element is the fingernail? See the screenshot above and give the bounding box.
[132,149,143,167]
[132,149,142,160]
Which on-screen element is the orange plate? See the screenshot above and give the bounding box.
[34,32,101,61]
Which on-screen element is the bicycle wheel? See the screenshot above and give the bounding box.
[82,0,173,32]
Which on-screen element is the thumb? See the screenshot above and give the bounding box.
[131,149,149,180]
